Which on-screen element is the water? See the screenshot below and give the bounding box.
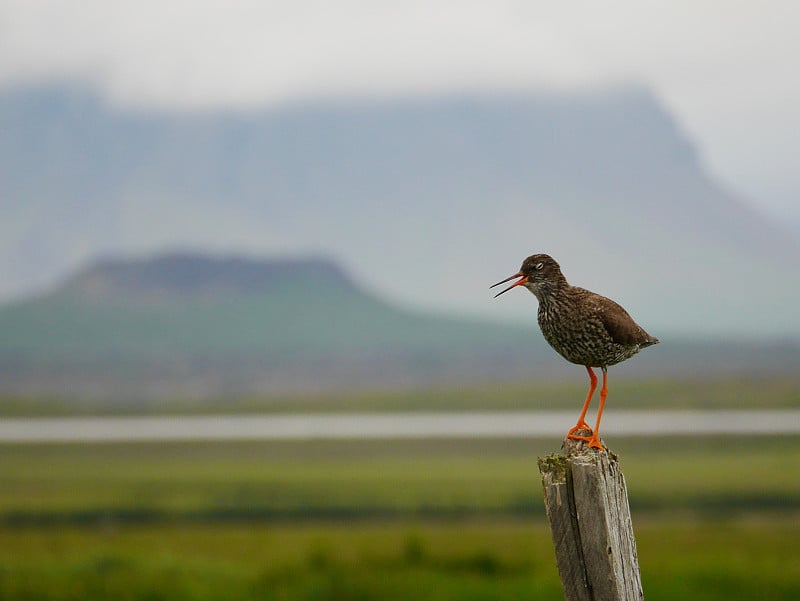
[0,410,798,442]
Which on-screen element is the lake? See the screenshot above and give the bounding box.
[0,409,798,442]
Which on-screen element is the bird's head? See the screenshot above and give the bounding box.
[490,254,565,300]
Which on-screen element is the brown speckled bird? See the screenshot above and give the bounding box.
[491,254,659,450]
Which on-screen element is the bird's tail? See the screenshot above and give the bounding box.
[642,336,659,348]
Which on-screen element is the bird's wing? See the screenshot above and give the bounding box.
[594,296,648,346]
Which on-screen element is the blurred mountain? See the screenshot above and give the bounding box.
[0,251,798,400]
[0,252,555,398]
[0,84,798,337]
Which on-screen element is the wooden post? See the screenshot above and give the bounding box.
[537,437,644,601]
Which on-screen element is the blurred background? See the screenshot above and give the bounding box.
[0,2,798,600]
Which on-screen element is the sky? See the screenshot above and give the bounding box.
[0,0,798,224]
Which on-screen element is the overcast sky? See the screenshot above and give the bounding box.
[1,0,798,223]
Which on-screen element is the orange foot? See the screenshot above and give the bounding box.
[566,421,593,438]
[584,434,605,450]
[565,430,606,451]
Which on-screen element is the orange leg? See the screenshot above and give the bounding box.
[585,368,608,450]
[566,366,597,440]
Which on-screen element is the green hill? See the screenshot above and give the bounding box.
[1,252,798,402]
[0,253,549,399]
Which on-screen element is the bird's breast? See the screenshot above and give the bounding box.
[537,300,618,367]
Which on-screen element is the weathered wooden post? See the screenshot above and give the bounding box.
[538,437,644,601]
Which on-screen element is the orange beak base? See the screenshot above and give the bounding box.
[490,272,528,298]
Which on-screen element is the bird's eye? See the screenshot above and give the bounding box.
[535,262,544,270]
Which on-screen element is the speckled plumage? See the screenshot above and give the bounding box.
[492,253,658,449]
[523,255,659,368]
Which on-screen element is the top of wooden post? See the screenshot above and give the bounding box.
[538,436,643,601]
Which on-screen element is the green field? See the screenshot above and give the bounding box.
[1,376,798,600]
[3,518,799,601]
[2,436,800,520]
[3,373,799,415]
[1,430,800,600]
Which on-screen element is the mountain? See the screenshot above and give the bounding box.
[0,253,555,398]
[1,252,798,400]
[0,84,798,337]
[57,253,355,303]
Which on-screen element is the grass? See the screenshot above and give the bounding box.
[2,372,798,415]
[2,435,800,522]
[0,436,798,600]
[1,518,799,601]
[1,376,799,600]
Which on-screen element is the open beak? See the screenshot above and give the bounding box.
[490,272,528,298]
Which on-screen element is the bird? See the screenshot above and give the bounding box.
[491,254,658,450]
